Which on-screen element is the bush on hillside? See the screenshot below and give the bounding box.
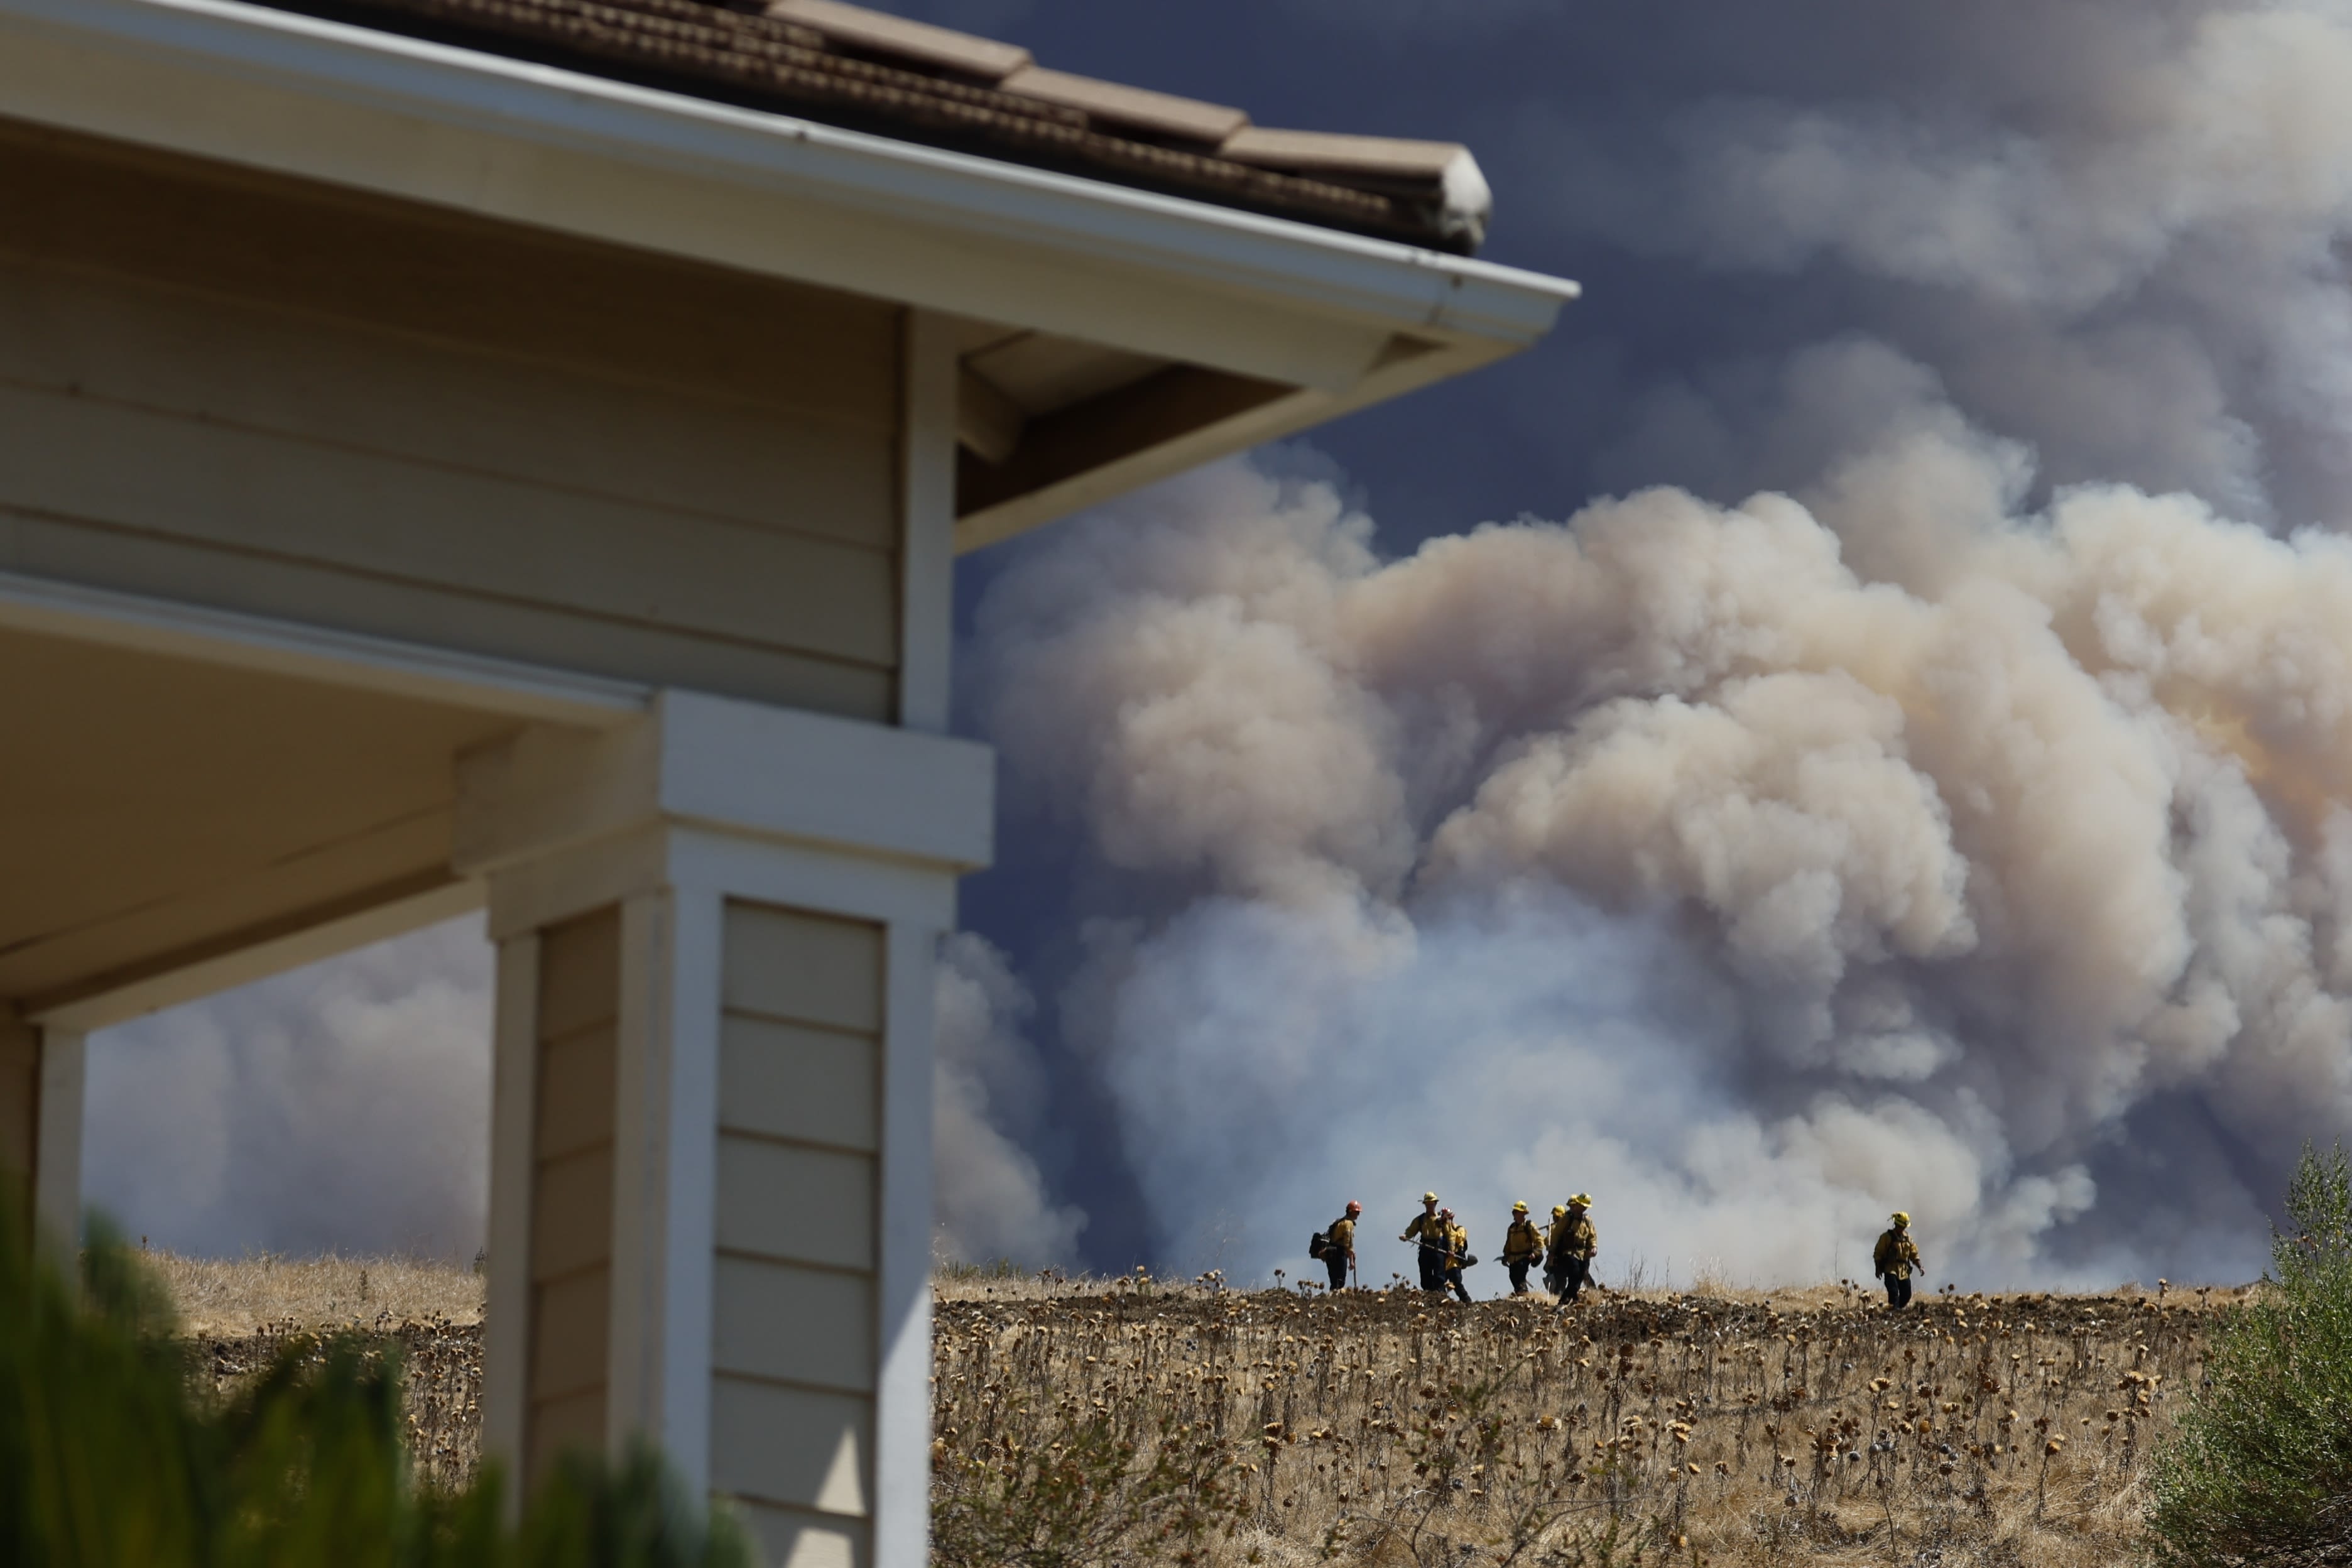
[0,1194,749,1568]
[2146,1143,2352,1564]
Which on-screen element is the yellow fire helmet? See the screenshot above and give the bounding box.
[1551,1205,1568,1218]
[1892,1211,1910,1227]
[1512,1201,1529,1212]
[1422,1191,1439,1204]
[1569,1193,1592,1209]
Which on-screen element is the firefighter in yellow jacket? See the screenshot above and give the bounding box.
[1548,1195,1597,1304]
[1542,1204,1572,1297]
[1401,1192,1449,1293]
[1501,1202,1544,1295]
[1440,1208,1473,1304]
[1873,1212,1923,1309]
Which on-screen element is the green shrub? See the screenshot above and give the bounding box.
[0,1195,748,1568]
[2145,1143,2352,1564]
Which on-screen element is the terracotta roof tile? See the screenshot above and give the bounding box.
[263,0,1492,252]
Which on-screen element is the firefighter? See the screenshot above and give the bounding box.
[1320,1200,1361,1291]
[1440,1207,1473,1304]
[1873,1211,1923,1309]
[1501,1201,1544,1295]
[1550,1194,1597,1304]
[1542,1204,1571,1297]
[1401,1192,1449,1293]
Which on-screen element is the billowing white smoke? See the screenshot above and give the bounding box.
[934,934,1087,1266]
[84,917,494,1258]
[965,416,2352,1289]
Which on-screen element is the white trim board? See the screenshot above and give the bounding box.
[481,929,542,1512]
[0,0,1577,401]
[481,824,959,947]
[0,568,649,727]
[453,693,995,883]
[897,312,959,731]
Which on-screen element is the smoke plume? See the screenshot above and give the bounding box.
[962,429,2352,1288]
[933,934,1087,1267]
[84,917,494,1259]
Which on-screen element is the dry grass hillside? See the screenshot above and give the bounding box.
[934,1273,2239,1567]
[150,1254,2237,1564]
[148,1249,484,1333]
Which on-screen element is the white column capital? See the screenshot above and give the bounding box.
[453,690,994,882]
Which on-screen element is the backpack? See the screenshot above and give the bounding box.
[1309,1229,1329,1261]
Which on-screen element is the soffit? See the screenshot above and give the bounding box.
[0,623,514,1011]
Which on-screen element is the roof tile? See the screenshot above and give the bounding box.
[255,0,1491,252]
[1219,127,1464,182]
[998,65,1248,145]
[765,0,1028,81]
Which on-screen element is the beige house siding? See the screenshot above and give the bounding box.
[527,906,621,1489]
[713,900,884,1568]
[0,122,903,721]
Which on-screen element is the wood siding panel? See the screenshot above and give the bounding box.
[710,1377,872,1517]
[711,1256,874,1393]
[717,1016,878,1154]
[538,912,623,1040]
[535,1023,618,1164]
[0,124,908,721]
[0,256,896,550]
[705,899,886,1548]
[0,122,900,432]
[0,510,895,721]
[715,1138,875,1272]
[531,1146,615,1283]
[0,383,899,667]
[528,910,618,1491]
[720,906,883,1032]
[530,1265,611,1403]
[734,1502,869,1568]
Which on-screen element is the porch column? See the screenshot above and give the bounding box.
[457,690,990,1568]
[0,1013,84,1248]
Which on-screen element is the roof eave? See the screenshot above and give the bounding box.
[0,0,1580,536]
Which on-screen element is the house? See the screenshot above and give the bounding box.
[0,0,1577,1561]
